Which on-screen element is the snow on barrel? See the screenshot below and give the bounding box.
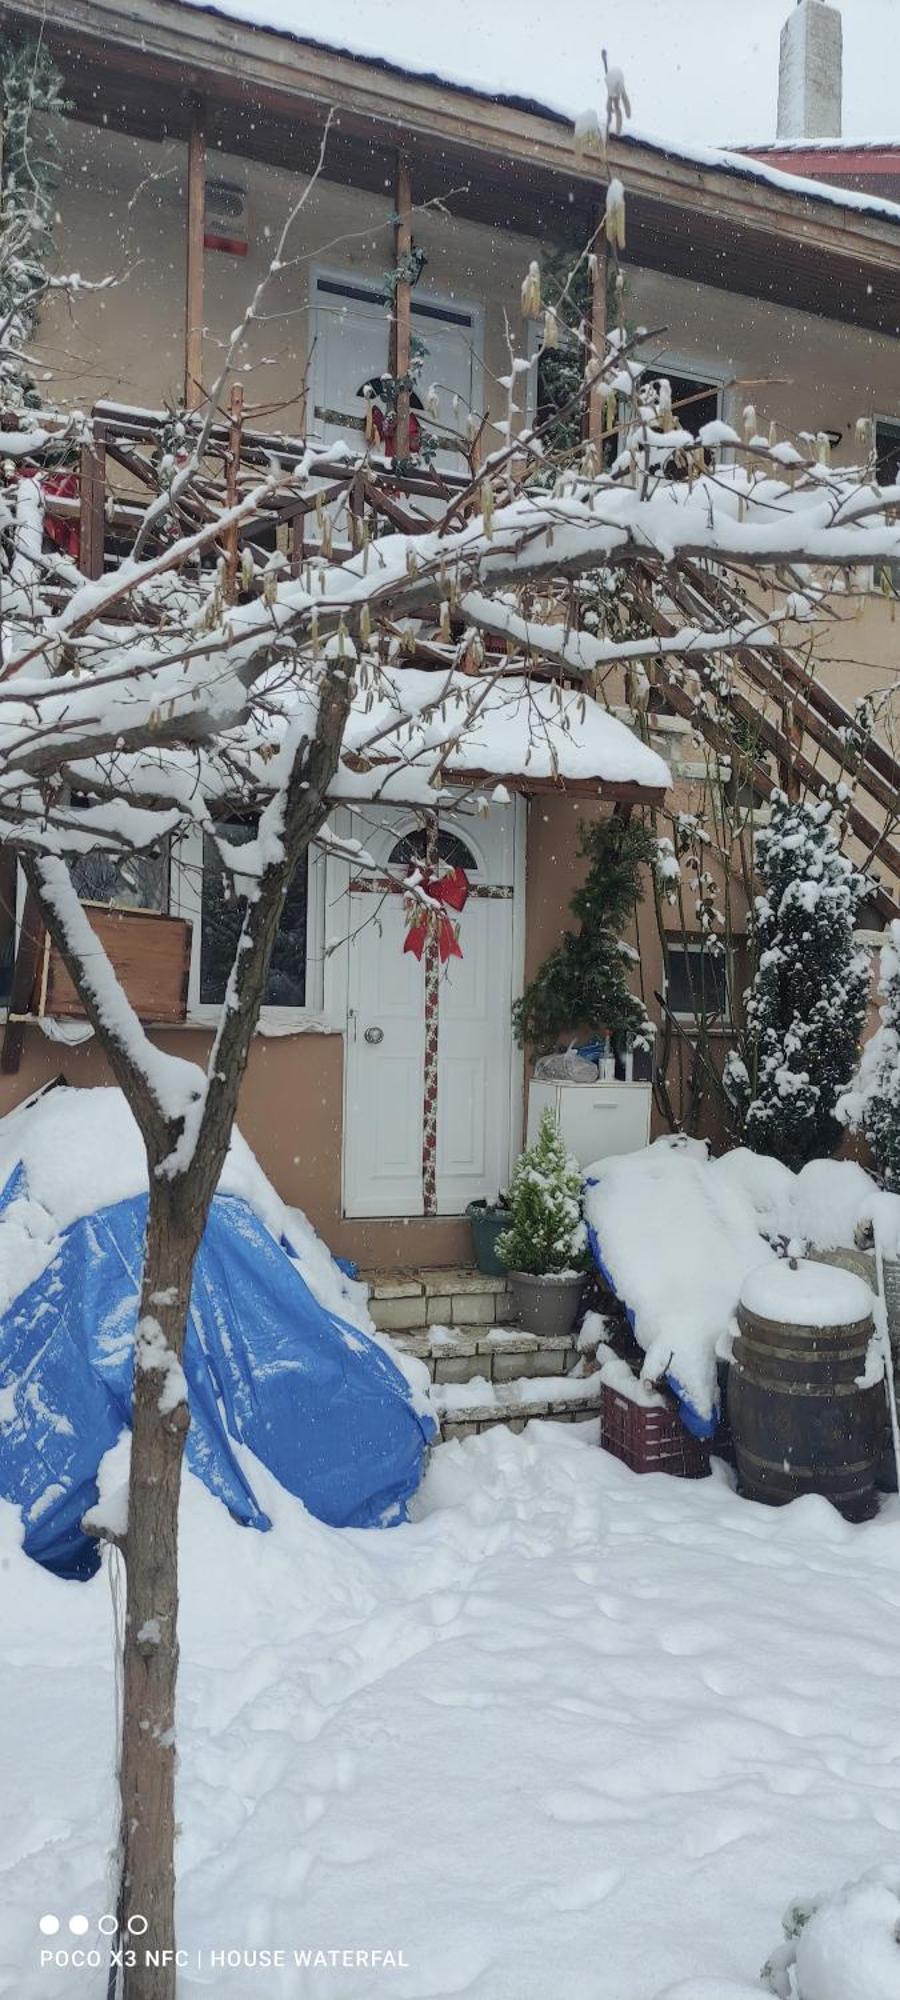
[729,1258,886,1523]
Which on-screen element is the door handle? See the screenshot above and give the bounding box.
[364,1025,384,1045]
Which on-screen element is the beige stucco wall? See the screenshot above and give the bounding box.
[41,119,900,452]
[623,265,900,457]
[36,118,541,437]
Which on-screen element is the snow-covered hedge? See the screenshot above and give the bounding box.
[761,1867,900,2000]
[653,1866,900,2000]
[839,920,900,1192]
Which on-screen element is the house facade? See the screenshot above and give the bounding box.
[0,0,899,1268]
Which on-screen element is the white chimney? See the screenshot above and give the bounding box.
[777,0,843,140]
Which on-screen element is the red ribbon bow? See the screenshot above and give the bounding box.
[403,866,469,963]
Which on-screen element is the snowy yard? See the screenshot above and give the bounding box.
[3,1421,900,1999]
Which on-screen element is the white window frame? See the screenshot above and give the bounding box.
[648,352,728,424]
[170,830,331,1032]
[308,263,486,453]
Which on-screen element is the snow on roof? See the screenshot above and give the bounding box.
[171,0,900,230]
[616,129,900,227]
[329,669,671,802]
[746,136,900,156]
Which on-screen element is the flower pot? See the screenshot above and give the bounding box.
[466,1200,513,1277]
[507,1269,587,1341]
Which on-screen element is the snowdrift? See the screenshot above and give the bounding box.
[584,1138,900,1436]
[0,1087,435,1577]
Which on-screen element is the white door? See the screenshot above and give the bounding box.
[309,268,484,472]
[343,807,517,1217]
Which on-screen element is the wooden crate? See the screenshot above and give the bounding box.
[600,1379,711,1479]
[39,905,192,1025]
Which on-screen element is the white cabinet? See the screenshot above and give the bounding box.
[526,1080,652,1170]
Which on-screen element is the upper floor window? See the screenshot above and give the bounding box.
[875,421,900,593]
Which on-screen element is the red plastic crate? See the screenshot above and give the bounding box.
[600,1380,711,1479]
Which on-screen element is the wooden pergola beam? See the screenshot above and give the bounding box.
[78,439,106,579]
[184,93,206,412]
[391,151,413,461]
[586,211,607,450]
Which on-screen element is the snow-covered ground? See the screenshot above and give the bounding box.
[3,1422,900,1999]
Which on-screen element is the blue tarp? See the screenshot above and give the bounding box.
[0,1180,435,1579]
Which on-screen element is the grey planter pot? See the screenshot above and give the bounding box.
[507,1269,587,1341]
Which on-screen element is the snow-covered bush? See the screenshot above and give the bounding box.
[838,920,900,1189]
[761,1866,900,2000]
[496,1110,589,1276]
[741,794,869,1171]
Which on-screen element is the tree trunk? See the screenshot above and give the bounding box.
[119,1181,199,2000]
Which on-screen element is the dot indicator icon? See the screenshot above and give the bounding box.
[69,1916,89,1936]
[39,1916,60,1936]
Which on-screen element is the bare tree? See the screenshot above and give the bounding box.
[4,63,900,1997]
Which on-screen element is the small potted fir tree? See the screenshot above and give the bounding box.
[496,1110,590,1338]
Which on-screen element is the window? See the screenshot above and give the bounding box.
[388,828,478,873]
[875,421,900,593]
[666,941,729,1021]
[68,847,169,912]
[198,822,309,1009]
[654,371,720,481]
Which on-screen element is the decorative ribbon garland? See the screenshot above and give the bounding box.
[402,862,470,1215]
[402,866,469,963]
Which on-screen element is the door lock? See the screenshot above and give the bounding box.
[364,1025,384,1045]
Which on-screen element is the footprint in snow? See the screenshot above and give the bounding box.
[659,1619,720,1657]
[543,1788,609,1825]
[546,1865,622,1911]
[683,1811,766,1858]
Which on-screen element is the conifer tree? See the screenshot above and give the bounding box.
[496,1110,589,1276]
[513,814,654,1053]
[742,793,869,1170]
[837,920,900,1189]
[0,35,67,404]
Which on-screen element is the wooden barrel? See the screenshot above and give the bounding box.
[729,1260,885,1524]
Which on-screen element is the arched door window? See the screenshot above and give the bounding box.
[388,828,479,873]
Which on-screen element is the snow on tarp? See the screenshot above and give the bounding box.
[0,1088,435,1577]
[584,1139,774,1436]
[585,1139,900,1437]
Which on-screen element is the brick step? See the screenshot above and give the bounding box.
[362,1265,513,1335]
[393,1323,579,1384]
[433,1371,603,1441]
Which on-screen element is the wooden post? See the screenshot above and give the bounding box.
[1,886,44,1075]
[223,382,244,602]
[391,152,413,462]
[184,97,206,412]
[586,212,608,450]
[421,812,440,1217]
[79,439,106,580]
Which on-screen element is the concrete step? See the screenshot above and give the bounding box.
[362,1265,513,1335]
[433,1370,603,1441]
[392,1322,579,1384]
